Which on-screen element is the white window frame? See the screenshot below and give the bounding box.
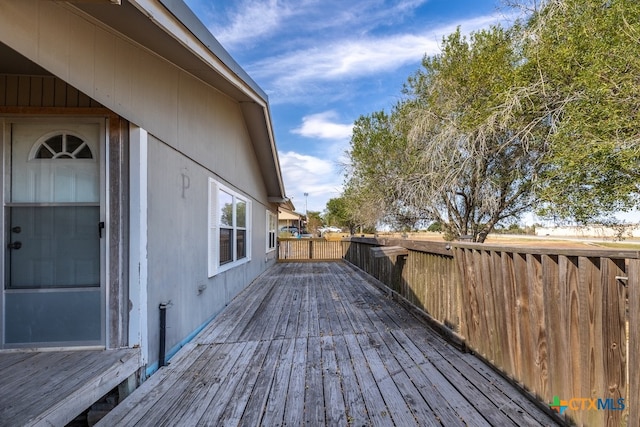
[208,178,252,277]
[266,211,277,253]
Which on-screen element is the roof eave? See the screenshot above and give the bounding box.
[75,0,286,200]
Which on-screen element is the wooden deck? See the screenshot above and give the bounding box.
[0,347,140,426]
[98,262,561,426]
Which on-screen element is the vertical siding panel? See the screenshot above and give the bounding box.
[17,75,30,106]
[5,75,18,105]
[37,0,71,80]
[78,91,92,107]
[0,75,6,106]
[42,76,55,106]
[66,85,79,107]
[93,26,116,109]
[29,76,42,106]
[54,78,66,106]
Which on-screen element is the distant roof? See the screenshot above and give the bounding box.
[279,209,303,221]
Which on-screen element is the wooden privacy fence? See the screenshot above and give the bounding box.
[343,237,640,427]
[277,238,344,261]
[343,238,462,341]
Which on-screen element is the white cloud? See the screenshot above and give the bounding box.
[209,0,431,49]
[279,151,344,213]
[249,33,435,84]
[248,13,504,102]
[210,0,294,48]
[292,111,353,140]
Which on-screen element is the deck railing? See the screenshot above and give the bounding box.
[277,238,345,261]
[342,237,639,427]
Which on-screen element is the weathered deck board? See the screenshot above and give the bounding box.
[97,262,561,426]
[0,348,140,426]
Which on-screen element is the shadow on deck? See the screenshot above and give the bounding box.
[98,261,561,426]
[0,347,140,426]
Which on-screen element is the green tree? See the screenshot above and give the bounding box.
[520,0,640,222]
[345,1,640,240]
[305,211,323,233]
[345,110,426,232]
[324,197,350,229]
[394,25,542,242]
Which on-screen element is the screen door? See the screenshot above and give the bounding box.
[4,121,104,346]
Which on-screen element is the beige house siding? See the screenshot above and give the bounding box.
[0,1,270,206]
[0,0,282,369]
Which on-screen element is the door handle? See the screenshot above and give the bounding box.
[8,241,22,250]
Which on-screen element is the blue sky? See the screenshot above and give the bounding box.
[184,0,514,214]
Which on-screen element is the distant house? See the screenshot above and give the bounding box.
[0,0,287,376]
[278,203,305,233]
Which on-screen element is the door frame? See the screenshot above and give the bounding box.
[0,116,109,349]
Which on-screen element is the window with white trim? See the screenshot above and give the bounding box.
[208,178,251,276]
[266,211,277,252]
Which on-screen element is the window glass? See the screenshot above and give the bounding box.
[46,135,63,153]
[34,134,94,160]
[35,145,54,159]
[236,200,246,228]
[267,211,277,251]
[66,135,83,153]
[236,229,246,259]
[219,228,233,265]
[218,191,233,227]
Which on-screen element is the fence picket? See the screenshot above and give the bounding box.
[342,237,637,426]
